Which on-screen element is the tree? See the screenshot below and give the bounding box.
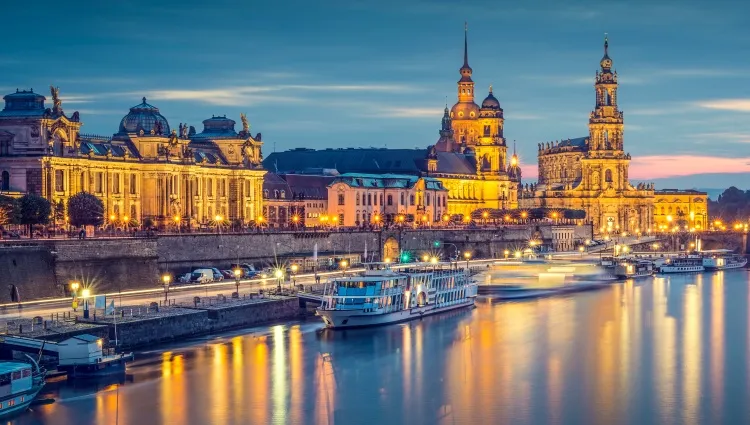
[142,217,155,230]
[67,192,104,227]
[0,195,17,228]
[17,194,51,238]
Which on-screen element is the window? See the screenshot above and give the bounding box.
[427,194,431,206]
[410,195,415,206]
[379,194,383,205]
[95,172,103,193]
[112,173,120,194]
[338,213,344,224]
[79,172,85,192]
[207,178,213,197]
[263,189,268,198]
[219,179,226,197]
[387,195,393,206]
[1,171,9,191]
[280,190,286,199]
[356,193,360,206]
[401,192,405,205]
[130,174,137,194]
[338,194,345,206]
[374,194,378,206]
[484,125,490,137]
[130,204,136,219]
[367,193,372,206]
[605,169,613,183]
[54,170,64,192]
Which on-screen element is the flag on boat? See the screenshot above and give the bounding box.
[106,300,115,315]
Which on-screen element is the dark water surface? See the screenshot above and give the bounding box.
[13,270,750,425]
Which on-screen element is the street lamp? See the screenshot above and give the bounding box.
[291,264,298,288]
[274,268,284,292]
[215,214,223,233]
[339,260,348,275]
[81,288,91,319]
[292,215,300,227]
[70,281,80,311]
[430,256,438,264]
[463,251,471,269]
[162,273,171,302]
[503,249,509,259]
[233,268,242,295]
[579,245,585,256]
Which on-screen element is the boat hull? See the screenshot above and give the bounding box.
[58,354,132,379]
[317,299,475,329]
[704,259,748,271]
[0,384,43,419]
[658,265,705,274]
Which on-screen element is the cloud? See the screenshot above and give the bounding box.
[629,155,750,179]
[506,113,542,120]
[688,132,750,143]
[369,107,442,118]
[694,99,750,112]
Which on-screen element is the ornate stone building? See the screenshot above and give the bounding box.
[519,37,654,233]
[0,87,265,228]
[653,189,708,231]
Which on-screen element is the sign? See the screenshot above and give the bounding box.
[94,295,106,309]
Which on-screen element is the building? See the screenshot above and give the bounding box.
[262,172,333,227]
[0,87,265,228]
[519,37,654,234]
[263,26,521,219]
[327,173,448,227]
[653,189,708,231]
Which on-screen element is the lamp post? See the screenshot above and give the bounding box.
[233,268,242,295]
[70,281,80,312]
[463,251,471,269]
[174,215,181,233]
[503,249,509,259]
[215,215,223,234]
[291,264,298,289]
[422,254,429,263]
[162,274,171,303]
[81,288,91,319]
[579,245,585,257]
[340,260,348,275]
[274,268,283,292]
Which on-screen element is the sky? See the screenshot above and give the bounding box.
[1,0,749,189]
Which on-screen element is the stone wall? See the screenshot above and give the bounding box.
[0,244,57,303]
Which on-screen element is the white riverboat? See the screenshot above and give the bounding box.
[0,360,45,419]
[615,259,654,279]
[658,255,705,274]
[316,262,477,329]
[701,250,748,271]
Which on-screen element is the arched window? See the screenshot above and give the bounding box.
[356,192,360,206]
[280,190,286,199]
[605,169,613,183]
[263,189,269,198]
[274,190,279,198]
[1,171,8,191]
[387,195,393,206]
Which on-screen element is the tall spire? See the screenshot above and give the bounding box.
[463,22,469,68]
[604,33,609,56]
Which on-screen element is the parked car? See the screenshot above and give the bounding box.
[177,272,192,284]
[220,270,235,279]
[230,263,257,278]
[209,268,224,281]
[1,231,20,239]
[190,269,214,284]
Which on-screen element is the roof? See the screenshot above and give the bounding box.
[0,362,31,374]
[559,137,588,148]
[281,174,336,199]
[331,173,446,191]
[61,334,101,343]
[655,189,707,195]
[264,148,479,177]
[192,115,239,139]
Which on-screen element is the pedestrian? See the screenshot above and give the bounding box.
[9,284,20,303]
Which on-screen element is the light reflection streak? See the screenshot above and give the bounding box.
[160,352,186,425]
[683,280,702,425]
[211,343,229,423]
[252,336,269,424]
[272,325,287,423]
[710,273,724,422]
[289,325,303,424]
[231,336,245,424]
[654,277,676,424]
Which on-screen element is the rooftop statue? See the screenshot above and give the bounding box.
[50,85,62,114]
[240,113,250,134]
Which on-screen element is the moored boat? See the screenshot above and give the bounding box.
[0,360,45,419]
[658,255,705,274]
[615,259,654,279]
[701,250,748,271]
[316,262,477,329]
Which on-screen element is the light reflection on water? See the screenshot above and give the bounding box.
[15,270,750,425]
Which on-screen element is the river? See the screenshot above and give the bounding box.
[13,269,750,425]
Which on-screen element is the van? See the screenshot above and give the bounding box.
[190,269,214,284]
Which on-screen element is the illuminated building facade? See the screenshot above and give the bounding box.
[519,37,655,234]
[653,189,708,231]
[327,173,448,227]
[262,172,333,227]
[0,88,265,227]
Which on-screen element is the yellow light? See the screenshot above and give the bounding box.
[274,269,283,279]
[384,257,391,263]
[233,268,242,277]
[81,288,91,299]
[652,243,659,249]
[552,212,558,219]
[174,215,180,223]
[442,214,449,222]
[374,215,380,222]
[257,215,265,222]
[504,215,510,221]
[70,281,80,291]
[511,155,518,166]
[332,216,339,222]
[463,252,471,259]
[514,251,522,258]
[622,246,629,253]
[215,215,222,222]
[110,214,116,221]
[666,215,673,223]
[579,246,585,252]
[430,256,438,264]
[123,215,129,222]
[162,274,171,284]
[463,215,471,223]
[529,240,536,247]
[621,231,627,237]
[397,215,405,222]
[482,211,489,219]
[340,260,348,268]
[714,220,722,227]
[422,214,428,222]
[422,254,429,262]
[291,264,298,273]
[503,249,509,255]
[292,215,300,223]
[585,239,591,245]
[521,211,528,219]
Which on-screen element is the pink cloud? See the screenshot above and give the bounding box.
[517,155,750,181]
[631,155,750,179]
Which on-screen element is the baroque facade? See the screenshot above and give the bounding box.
[653,189,708,230]
[0,88,265,227]
[519,37,655,233]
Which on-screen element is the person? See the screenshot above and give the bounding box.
[315,275,321,284]
[8,284,20,303]
[79,228,85,240]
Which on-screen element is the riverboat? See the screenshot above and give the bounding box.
[615,259,654,279]
[658,255,705,274]
[701,250,748,271]
[0,360,45,419]
[316,262,477,329]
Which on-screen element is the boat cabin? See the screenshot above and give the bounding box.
[57,334,104,367]
[0,363,33,398]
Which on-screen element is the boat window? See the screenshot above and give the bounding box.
[22,369,30,377]
[12,371,20,380]
[0,373,10,385]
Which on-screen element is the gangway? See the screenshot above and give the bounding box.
[0,335,61,357]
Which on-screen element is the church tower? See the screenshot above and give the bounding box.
[448,23,481,148]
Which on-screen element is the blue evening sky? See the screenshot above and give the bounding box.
[1,0,749,188]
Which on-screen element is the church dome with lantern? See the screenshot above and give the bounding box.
[117,97,170,136]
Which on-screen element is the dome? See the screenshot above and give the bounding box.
[481,89,501,110]
[193,115,238,139]
[118,97,170,136]
[450,101,480,120]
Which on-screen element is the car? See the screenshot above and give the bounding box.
[177,272,192,284]
[209,268,224,281]
[189,269,214,284]
[220,270,235,279]
[1,231,20,239]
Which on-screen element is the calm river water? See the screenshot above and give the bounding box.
[13,269,750,425]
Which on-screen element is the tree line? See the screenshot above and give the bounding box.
[708,186,750,224]
[0,192,105,238]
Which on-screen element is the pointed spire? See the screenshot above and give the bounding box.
[604,32,609,55]
[489,84,493,94]
[463,22,469,68]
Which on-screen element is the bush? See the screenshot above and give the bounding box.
[67,192,104,227]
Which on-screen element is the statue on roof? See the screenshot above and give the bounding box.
[154,119,163,135]
[71,111,80,122]
[188,125,196,137]
[240,113,250,134]
[180,123,189,138]
[50,86,62,114]
[168,129,179,146]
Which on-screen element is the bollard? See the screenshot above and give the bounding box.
[44,320,47,330]
[121,310,125,318]
[93,312,96,321]
[18,324,22,333]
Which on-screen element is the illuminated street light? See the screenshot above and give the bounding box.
[274,268,284,292]
[162,274,171,302]
[503,249,509,259]
[81,288,92,319]
[384,257,392,263]
[233,268,242,295]
[430,256,438,264]
[422,254,429,263]
[463,251,471,268]
[514,251,522,259]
